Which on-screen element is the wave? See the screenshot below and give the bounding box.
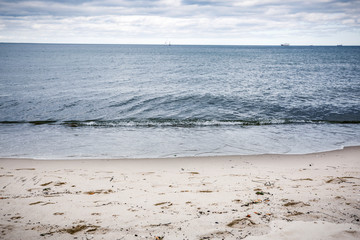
[1,119,359,128]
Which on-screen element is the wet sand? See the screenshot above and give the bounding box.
[0,147,360,239]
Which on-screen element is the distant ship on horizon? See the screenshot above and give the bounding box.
[281,43,290,46]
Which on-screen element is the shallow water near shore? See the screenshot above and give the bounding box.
[0,122,360,159]
[0,44,359,159]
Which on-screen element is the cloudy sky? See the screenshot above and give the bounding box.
[0,0,359,45]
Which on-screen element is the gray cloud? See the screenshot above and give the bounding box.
[0,0,359,44]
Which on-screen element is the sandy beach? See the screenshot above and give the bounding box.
[0,147,359,239]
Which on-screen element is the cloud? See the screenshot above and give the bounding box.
[0,0,359,44]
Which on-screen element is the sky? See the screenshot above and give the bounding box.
[0,0,359,45]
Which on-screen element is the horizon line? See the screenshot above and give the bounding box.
[1,42,359,47]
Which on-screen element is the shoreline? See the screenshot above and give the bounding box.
[0,147,359,239]
[1,145,359,162]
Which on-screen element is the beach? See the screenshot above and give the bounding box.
[1,2,360,239]
[0,146,359,239]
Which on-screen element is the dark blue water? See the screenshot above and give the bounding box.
[1,43,359,159]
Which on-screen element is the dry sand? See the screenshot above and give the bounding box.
[0,147,359,239]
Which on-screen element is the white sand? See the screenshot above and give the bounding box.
[0,147,359,239]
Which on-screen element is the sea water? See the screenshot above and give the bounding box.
[0,43,359,159]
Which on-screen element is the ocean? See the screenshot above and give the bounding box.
[0,43,359,159]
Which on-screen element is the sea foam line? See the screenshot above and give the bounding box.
[1,119,358,128]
